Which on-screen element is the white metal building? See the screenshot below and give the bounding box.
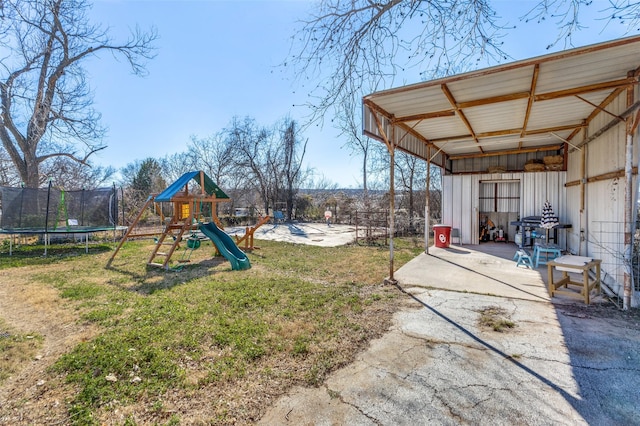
[363,36,640,308]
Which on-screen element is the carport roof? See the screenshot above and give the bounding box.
[363,35,640,161]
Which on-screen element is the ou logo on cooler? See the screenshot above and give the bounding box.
[438,233,447,243]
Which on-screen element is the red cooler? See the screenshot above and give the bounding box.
[433,224,452,248]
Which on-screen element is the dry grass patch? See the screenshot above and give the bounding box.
[477,306,516,332]
[0,319,43,383]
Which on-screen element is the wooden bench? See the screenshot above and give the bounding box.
[547,255,601,304]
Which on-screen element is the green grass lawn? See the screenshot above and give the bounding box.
[0,236,424,425]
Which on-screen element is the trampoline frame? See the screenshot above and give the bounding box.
[0,183,124,256]
[0,226,128,255]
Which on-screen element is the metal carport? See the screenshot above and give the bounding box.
[363,35,640,308]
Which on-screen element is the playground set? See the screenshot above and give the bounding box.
[108,171,265,271]
[0,182,122,255]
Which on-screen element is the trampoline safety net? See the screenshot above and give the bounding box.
[0,185,119,232]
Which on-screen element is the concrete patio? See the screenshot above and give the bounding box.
[260,242,640,425]
[395,242,604,305]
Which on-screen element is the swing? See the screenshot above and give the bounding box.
[187,199,205,250]
[187,234,201,249]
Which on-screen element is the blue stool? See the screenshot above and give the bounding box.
[533,244,562,268]
[514,249,533,268]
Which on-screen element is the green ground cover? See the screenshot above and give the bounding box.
[0,236,423,425]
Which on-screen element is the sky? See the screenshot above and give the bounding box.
[85,0,635,188]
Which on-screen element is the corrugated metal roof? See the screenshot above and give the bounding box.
[363,35,640,162]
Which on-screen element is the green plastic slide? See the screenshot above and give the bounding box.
[199,222,251,270]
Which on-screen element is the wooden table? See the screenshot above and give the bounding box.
[547,255,601,304]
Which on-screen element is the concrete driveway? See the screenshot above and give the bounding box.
[260,244,640,425]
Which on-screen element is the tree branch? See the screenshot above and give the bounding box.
[0,0,157,186]
[36,144,106,165]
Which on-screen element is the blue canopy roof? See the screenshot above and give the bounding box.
[155,171,230,202]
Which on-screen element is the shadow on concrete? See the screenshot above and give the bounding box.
[440,246,470,255]
[552,301,640,423]
[428,252,549,302]
[396,244,640,424]
[286,223,309,237]
[395,283,580,406]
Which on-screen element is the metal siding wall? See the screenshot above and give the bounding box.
[442,174,477,244]
[566,147,582,184]
[363,106,375,136]
[576,92,631,294]
[565,139,582,254]
[521,173,541,217]
[564,181,581,254]
[451,176,464,226]
[589,107,625,177]
[461,175,474,244]
[521,172,566,215]
[398,133,428,160]
[442,174,453,229]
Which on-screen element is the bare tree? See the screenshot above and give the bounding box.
[290,0,638,120]
[334,92,373,197]
[0,0,157,188]
[225,116,310,219]
[279,117,308,220]
[427,162,442,224]
[161,151,196,184]
[524,0,640,49]
[0,148,20,186]
[366,141,394,190]
[41,156,115,189]
[290,0,508,121]
[185,133,250,216]
[395,150,426,229]
[186,133,236,189]
[226,116,274,215]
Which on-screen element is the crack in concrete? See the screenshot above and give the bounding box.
[571,365,640,373]
[324,384,383,425]
[399,331,489,353]
[434,391,466,423]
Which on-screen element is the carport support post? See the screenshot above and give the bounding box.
[623,77,638,310]
[624,130,633,310]
[388,133,397,284]
[371,110,397,285]
[425,147,431,254]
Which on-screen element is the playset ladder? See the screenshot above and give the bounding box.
[147,209,200,269]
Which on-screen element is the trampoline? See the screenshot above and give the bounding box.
[0,183,126,255]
